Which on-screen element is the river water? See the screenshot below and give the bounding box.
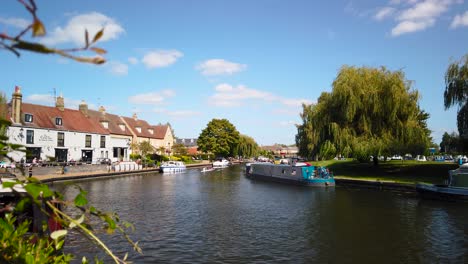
[54,165,468,263]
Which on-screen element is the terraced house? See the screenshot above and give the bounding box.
[6,86,175,163]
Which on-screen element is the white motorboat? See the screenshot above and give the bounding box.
[159,161,186,173]
[212,158,230,167]
[201,167,215,173]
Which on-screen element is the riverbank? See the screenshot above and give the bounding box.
[7,160,455,194]
[11,160,212,183]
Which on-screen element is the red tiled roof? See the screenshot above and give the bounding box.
[20,103,108,134]
[121,116,155,138]
[86,109,133,136]
[153,125,169,139]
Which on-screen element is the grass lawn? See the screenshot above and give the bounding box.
[307,159,459,185]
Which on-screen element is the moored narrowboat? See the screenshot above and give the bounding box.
[246,162,335,187]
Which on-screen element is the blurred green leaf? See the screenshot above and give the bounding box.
[50,229,67,240]
[13,41,53,54]
[24,183,54,199]
[74,190,88,207]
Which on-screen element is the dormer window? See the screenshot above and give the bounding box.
[25,114,33,123]
[148,128,154,134]
[101,121,109,129]
[136,127,141,133]
[55,117,63,126]
[119,124,125,131]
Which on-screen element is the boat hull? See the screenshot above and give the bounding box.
[416,183,468,202]
[159,167,186,173]
[246,163,335,187]
[248,172,335,187]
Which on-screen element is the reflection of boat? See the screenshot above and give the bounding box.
[159,161,186,173]
[201,167,215,173]
[246,162,335,187]
[213,158,230,167]
[416,164,468,201]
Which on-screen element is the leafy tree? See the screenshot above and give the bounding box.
[1,0,106,64]
[444,54,468,141]
[233,134,260,158]
[440,132,461,153]
[296,66,431,163]
[197,119,240,157]
[172,143,188,156]
[138,141,154,158]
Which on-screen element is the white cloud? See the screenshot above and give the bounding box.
[279,98,313,107]
[373,0,460,36]
[108,61,128,76]
[209,83,312,111]
[451,11,468,28]
[167,110,201,118]
[374,7,396,21]
[42,12,124,46]
[196,59,247,76]
[152,108,201,118]
[128,89,175,105]
[392,19,435,36]
[397,0,451,21]
[128,57,139,65]
[210,84,274,107]
[0,17,29,29]
[141,50,183,69]
[24,94,55,105]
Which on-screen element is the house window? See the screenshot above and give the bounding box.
[25,114,33,123]
[26,130,34,144]
[100,136,106,148]
[119,124,125,131]
[55,117,62,126]
[57,132,64,147]
[85,135,92,148]
[136,127,141,133]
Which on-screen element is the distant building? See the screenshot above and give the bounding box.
[175,138,199,155]
[261,144,298,157]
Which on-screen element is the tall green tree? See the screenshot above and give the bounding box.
[443,54,468,140]
[197,119,240,157]
[440,132,461,153]
[172,142,188,156]
[233,134,260,158]
[296,66,431,163]
[138,140,154,157]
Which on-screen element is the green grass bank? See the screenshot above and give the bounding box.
[308,159,459,185]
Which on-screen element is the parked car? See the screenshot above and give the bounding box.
[415,155,427,162]
[404,154,413,160]
[391,155,402,160]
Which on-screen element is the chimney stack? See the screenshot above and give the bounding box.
[56,94,64,111]
[79,100,88,116]
[11,86,22,124]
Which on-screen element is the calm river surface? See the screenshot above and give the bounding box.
[53,165,468,263]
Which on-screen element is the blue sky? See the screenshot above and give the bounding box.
[1,0,467,146]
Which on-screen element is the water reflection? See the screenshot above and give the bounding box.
[53,165,468,263]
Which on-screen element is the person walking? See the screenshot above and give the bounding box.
[28,165,32,177]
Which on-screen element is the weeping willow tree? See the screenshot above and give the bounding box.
[444,54,468,146]
[296,66,431,162]
[233,134,261,158]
